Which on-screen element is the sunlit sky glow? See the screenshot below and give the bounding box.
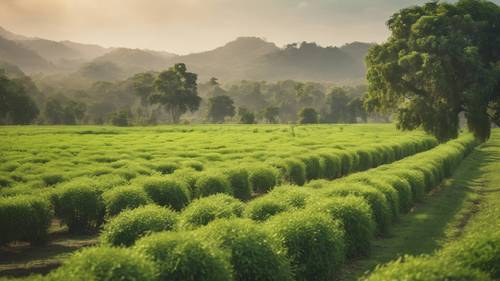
[1,0,499,54]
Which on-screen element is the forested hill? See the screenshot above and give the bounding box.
[0,26,373,83]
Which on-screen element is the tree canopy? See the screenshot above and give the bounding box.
[207,95,235,123]
[150,63,201,124]
[365,0,500,142]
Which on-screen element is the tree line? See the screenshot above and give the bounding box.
[0,63,378,126]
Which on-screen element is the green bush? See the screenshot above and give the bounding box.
[100,204,177,247]
[0,195,53,245]
[248,166,277,193]
[273,158,306,186]
[265,210,346,281]
[244,196,288,221]
[307,196,374,258]
[42,173,66,186]
[171,168,200,193]
[102,185,150,217]
[267,185,311,209]
[198,218,293,281]
[337,151,354,176]
[51,179,104,233]
[135,231,233,281]
[194,173,232,198]
[298,154,321,181]
[373,174,413,213]
[179,194,244,229]
[355,149,373,171]
[226,167,251,201]
[440,233,500,279]
[347,175,400,221]
[48,246,157,281]
[363,255,492,281]
[320,182,391,235]
[141,176,191,211]
[183,160,204,171]
[317,153,341,180]
[385,168,426,202]
[153,161,181,175]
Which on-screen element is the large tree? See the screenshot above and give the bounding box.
[365,0,500,142]
[207,95,235,123]
[151,64,201,124]
[0,70,39,124]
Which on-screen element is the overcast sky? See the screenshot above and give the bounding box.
[1,0,500,54]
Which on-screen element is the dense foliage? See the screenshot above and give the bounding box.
[365,0,500,142]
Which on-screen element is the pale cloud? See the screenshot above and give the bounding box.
[1,0,499,54]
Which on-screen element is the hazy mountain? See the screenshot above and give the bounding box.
[61,41,110,60]
[0,36,54,73]
[0,26,373,82]
[168,38,373,82]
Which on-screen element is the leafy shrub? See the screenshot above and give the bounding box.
[244,196,288,221]
[101,204,177,247]
[307,196,374,258]
[51,179,104,233]
[194,173,232,198]
[179,194,243,229]
[337,150,354,176]
[317,153,341,180]
[0,195,53,245]
[154,162,180,175]
[48,246,157,281]
[320,183,391,235]
[141,176,191,211]
[374,174,413,213]
[273,158,306,186]
[226,167,251,201]
[183,160,204,171]
[440,233,500,279]
[135,231,233,281]
[248,166,277,193]
[102,185,150,217]
[298,154,321,181]
[171,168,200,193]
[265,210,346,281]
[41,173,66,186]
[355,149,373,171]
[363,255,492,281]
[198,218,293,281]
[386,168,426,202]
[267,185,311,209]
[347,176,400,221]
[0,176,12,187]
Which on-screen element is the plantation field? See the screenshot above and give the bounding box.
[0,124,433,196]
[3,125,497,281]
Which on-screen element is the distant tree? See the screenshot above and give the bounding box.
[322,87,354,123]
[111,110,130,127]
[0,70,39,124]
[263,106,280,123]
[151,63,201,124]
[298,107,318,124]
[44,97,64,124]
[238,107,256,124]
[365,0,500,141]
[207,95,235,123]
[131,72,156,106]
[348,97,368,123]
[44,97,87,125]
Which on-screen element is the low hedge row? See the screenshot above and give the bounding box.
[0,136,437,243]
[36,135,473,281]
[0,194,53,245]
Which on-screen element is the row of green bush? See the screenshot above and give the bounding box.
[65,135,476,281]
[0,136,437,242]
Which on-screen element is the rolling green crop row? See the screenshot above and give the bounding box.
[362,131,500,281]
[1,133,478,281]
[0,125,437,245]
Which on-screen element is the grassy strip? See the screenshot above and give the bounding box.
[359,129,500,281]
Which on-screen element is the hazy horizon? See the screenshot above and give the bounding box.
[0,0,439,54]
